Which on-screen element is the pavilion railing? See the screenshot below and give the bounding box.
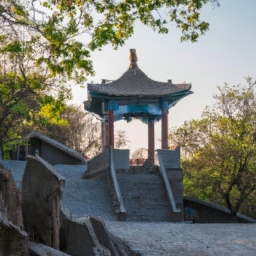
[158,154,182,222]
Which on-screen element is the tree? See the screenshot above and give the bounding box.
[0,65,69,159]
[169,78,256,216]
[45,107,130,157]
[45,105,102,158]
[132,148,148,159]
[0,0,219,158]
[115,130,130,149]
[0,0,80,158]
[0,0,220,52]
[0,0,94,84]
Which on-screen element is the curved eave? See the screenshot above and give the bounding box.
[87,67,192,97]
[169,90,194,99]
[88,86,192,100]
[169,91,194,107]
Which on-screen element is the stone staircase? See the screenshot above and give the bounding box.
[55,165,117,221]
[116,168,171,222]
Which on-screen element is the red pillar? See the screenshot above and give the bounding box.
[101,120,109,149]
[161,110,169,149]
[148,122,155,162]
[109,110,114,147]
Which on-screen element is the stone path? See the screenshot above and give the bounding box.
[106,221,256,256]
[117,169,171,222]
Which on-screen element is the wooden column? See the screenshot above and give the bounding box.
[109,110,114,147]
[148,121,155,162]
[101,120,109,149]
[161,109,169,149]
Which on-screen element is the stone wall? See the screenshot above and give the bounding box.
[40,140,82,165]
[184,196,256,223]
[22,156,65,249]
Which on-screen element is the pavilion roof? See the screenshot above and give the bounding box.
[88,49,192,98]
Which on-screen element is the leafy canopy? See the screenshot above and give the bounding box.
[169,78,256,215]
[0,0,220,90]
[0,0,219,158]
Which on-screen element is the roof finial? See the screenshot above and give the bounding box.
[129,49,138,69]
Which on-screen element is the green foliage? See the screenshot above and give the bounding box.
[115,130,130,149]
[45,105,102,157]
[1,41,22,53]
[0,0,219,63]
[170,78,256,215]
[0,0,219,158]
[11,101,30,116]
[132,148,148,159]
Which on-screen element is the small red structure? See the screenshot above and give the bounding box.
[129,158,146,166]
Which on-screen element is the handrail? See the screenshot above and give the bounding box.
[109,146,126,218]
[158,154,181,213]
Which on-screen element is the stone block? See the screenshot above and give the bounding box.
[89,216,117,255]
[60,214,96,256]
[89,216,109,248]
[0,166,23,228]
[113,149,130,169]
[157,148,181,168]
[0,220,29,256]
[22,156,65,249]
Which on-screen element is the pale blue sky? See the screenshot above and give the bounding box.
[71,0,256,153]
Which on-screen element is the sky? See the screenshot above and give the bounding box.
[71,0,256,154]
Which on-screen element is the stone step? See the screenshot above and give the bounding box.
[55,165,117,221]
[117,169,171,222]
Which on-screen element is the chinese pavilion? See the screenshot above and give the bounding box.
[84,49,193,162]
